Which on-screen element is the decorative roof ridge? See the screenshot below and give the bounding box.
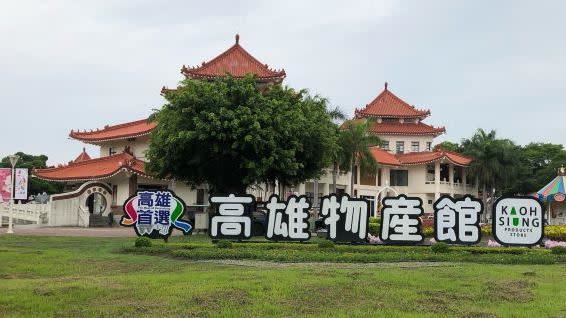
[38,152,143,172]
[181,34,286,78]
[70,118,151,137]
[355,83,431,119]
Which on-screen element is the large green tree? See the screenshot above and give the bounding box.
[0,152,64,195]
[460,129,522,219]
[338,120,381,195]
[147,76,339,194]
[507,143,566,195]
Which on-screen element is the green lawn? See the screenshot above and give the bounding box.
[0,235,565,318]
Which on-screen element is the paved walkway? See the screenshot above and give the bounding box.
[0,225,140,237]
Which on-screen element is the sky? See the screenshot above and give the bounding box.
[1,0,565,165]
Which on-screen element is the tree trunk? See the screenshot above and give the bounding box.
[332,161,338,194]
[350,161,355,196]
[481,184,487,223]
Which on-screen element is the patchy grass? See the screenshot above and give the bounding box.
[0,235,565,317]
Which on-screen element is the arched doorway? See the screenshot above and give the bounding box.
[85,192,107,215]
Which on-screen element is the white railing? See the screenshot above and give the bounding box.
[0,202,49,224]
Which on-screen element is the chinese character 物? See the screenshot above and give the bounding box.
[320,194,369,242]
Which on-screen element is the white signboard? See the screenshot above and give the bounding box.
[493,197,544,246]
[14,168,28,200]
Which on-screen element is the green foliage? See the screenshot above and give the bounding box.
[126,241,566,265]
[436,141,461,152]
[550,246,566,255]
[545,226,566,240]
[134,237,152,248]
[368,217,380,224]
[431,242,450,253]
[215,240,233,249]
[147,76,339,193]
[0,152,64,195]
[368,223,380,236]
[460,129,522,196]
[445,134,566,196]
[422,226,434,237]
[338,119,381,193]
[318,240,335,249]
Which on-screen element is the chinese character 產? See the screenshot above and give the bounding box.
[320,194,369,242]
[209,194,255,240]
[380,194,424,244]
[434,195,483,244]
[265,195,311,241]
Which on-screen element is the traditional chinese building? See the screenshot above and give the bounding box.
[348,83,477,215]
[33,34,474,227]
[33,35,290,227]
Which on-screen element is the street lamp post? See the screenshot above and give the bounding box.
[7,154,20,234]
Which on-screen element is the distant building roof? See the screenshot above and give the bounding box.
[33,151,148,182]
[181,34,285,82]
[368,121,445,136]
[355,83,430,119]
[73,148,91,163]
[69,119,156,144]
[370,147,472,167]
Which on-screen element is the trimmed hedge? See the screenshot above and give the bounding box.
[123,241,566,265]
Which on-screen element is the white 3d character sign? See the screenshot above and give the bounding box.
[434,195,483,244]
[265,194,311,241]
[320,194,369,243]
[380,195,424,244]
[209,194,254,239]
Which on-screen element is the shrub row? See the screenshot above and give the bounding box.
[368,223,566,241]
[125,240,566,265]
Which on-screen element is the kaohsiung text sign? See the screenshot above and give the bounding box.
[121,190,544,247]
[207,193,544,246]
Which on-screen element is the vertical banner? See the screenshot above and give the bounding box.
[14,168,29,200]
[0,168,11,203]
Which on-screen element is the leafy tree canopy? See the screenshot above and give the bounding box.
[147,76,339,194]
[441,131,566,196]
[0,152,64,195]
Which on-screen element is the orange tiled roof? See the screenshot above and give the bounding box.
[370,147,401,166]
[33,152,148,182]
[368,121,445,136]
[370,147,472,167]
[396,150,472,166]
[73,148,91,163]
[181,34,286,82]
[69,119,156,144]
[355,83,430,119]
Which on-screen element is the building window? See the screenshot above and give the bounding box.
[353,165,358,184]
[396,141,404,154]
[109,147,116,156]
[111,185,117,206]
[426,142,432,151]
[426,164,435,182]
[390,170,408,186]
[381,141,390,151]
[411,141,419,152]
[360,195,376,217]
[360,166,377,186]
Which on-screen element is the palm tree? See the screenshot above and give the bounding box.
[326,107,347,193]
[461,128,521,221]
[338,120,382,195]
